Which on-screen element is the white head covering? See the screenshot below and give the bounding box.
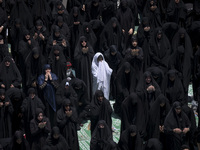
[91,52,112,99]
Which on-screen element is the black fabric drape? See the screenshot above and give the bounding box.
[90,90,112,135]
[90,120,116,150]
[56,99,79,150]
[10,0,33,31]
[137,17,152,71]
[74,36,94,100]
[8,130,30,150]
[147,94,170,139]
[162,69,185,105]
[120,93,147,138]
[45,126,69,150]
[30,108,51,150]
[143,0,162,30]
[149,27,171,71]
[100,17,124,53]
[118,125,144,150]
[0,89,13,138]
[170,28,193,94]
[0,56,22,90]
[164,101,191,150]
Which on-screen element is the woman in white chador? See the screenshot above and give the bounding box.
[92,52,113,100]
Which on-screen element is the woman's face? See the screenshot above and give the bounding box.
[54,31,60,37]
[145,76,151,84]
[54,50,60,60]
[25,34,30,40]
[125,69,130,74]
[112,22,117,28]
[98,124,105,129]
[5,60,10,67]
[97,55,103,62]
[65,105,70,111]
[132,40,137,47]
[97,96,104,103]
[15,23,21,28]
[160,102,165,107]
[175,108,181,114]
[53,133,59,139]
[58,21,63,27]
[33,54,39,59]
[45,68,51,74]
[130,132,136,137]
[29,93,35,99]
[111,51,117,56]
[81,40,87,47]
[0,94,5,100]
[37,113,43,121]
[175,0,180,3]
[73,12,78,17]
[93,1,99,6]
[157,33,162,39]
[169,76,175,81]
[16,139,22,144]
[36,25,42,30]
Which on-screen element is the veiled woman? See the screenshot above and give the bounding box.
[149,27,171,72]
[164,101,191,150]
[90,120,117,150]
[120,93,147,137]
[74,36,94,101]
[170,28,193,95]
[90,90,112,135]
[0,56,22,91]
[147,94,170,148]
[91,52,112,100]
[57,99,79,150]
[118,125,144,150]
[30,108,51,150]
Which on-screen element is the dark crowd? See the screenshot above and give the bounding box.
[0,0,200,149]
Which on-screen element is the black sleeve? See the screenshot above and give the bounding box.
[30,119,42,136]
[44,118,51,134]
[57,110,68,129]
